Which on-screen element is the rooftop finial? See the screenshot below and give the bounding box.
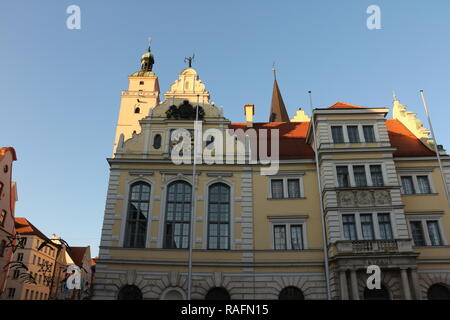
[393,90,398,101]
[272,61,277,80]
[147,37,152,51]
[184,54,195,68]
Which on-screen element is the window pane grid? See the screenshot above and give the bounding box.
[274,226,287,250]
[164,181,192,249]
[347,126,360,143]
[342,215,357,240]
[417,176,431,194]
[124,183,151,248]
[427,221,442,246]
[363,125,376,142]
[331,126,344,143]
[208,183,230,250]
[370,165,384,186]
[410,221,426,246]
[378,213,393,240]
[353,165,367,187]
[287,179,301,198]
[337,166,350,188]
[271,180,284,199]
[401,176,415,194]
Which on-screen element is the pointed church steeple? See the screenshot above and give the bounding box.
[269,68,290,122]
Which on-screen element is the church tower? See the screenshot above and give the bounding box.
[112,46,160,154]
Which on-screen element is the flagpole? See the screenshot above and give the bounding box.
[419,90,450,207]
[187,94,200,300]
[308,91,332,300]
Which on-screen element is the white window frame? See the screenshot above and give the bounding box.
[329,123,379,144]
[340,211,398,240]
[269,217,308,250]
[268,176,304,199]
[406,214,447,246]
[399,173,435,195]
[334,163,387,188]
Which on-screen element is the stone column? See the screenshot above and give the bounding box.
[340,270,349,300]
[410,268,422,300]
[400,268,412,300]
[350,269,360,300]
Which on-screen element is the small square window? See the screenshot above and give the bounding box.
[139,81,144,85]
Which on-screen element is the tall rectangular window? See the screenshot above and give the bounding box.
[290,225,304,250]
[417,176,432,194]
[360,214,374,240]
[274,225,287,250]
[378,213,393,239]
[287,179,301,198]
[363,125,376,142]
[164,181,192,249]
[331,126,344,143]
[25,289,29,300]
[427,221,442,246]
[337,166,350,188]
[410,221,426,246]
[271,179,284,199]
[17,253,23,262]
[208,183,230,250]
[401,176,415,194]
[347,126,360,143]
[370,165,384,186]
[353,165,367,187]
[342,215,357,240]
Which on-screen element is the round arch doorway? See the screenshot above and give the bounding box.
[117,285,143,300]
[427,283,450,300]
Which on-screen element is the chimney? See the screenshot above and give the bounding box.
[244,104,254,127]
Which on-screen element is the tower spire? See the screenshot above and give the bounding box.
[269,67,290,122]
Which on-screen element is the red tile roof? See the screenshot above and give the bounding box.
[386,119,435,157]
[228,119,435,159]
[327,102,366,109]
[14,217,51,242]
[228,122,314,159]
[68,246,88,266]
[0,147,17,161]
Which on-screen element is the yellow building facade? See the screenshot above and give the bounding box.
[93,48,450,300]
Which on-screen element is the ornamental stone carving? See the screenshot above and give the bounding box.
[338,191,355,207]
[374,190,391,205]
[356,190,373,206]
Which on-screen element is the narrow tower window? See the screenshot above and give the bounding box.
[134,107,140,114]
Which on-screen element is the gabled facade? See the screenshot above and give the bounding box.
[93,49,450,300]
[4,218,59,300]
[0,147,17,297]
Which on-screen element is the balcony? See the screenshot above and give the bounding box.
[332,239,413,255]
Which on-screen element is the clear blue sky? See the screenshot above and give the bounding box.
[1,1,449,257]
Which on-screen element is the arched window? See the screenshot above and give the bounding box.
[363,284,390,300]
[427,283,450,300]
[134,107,140,114]
[205,287,230,300]
[164,181,192,249]
[153,134,162,149]
[117,285,143,300]
[124,182,151,248]
[208,183,230,250]
[279,286,304,300]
